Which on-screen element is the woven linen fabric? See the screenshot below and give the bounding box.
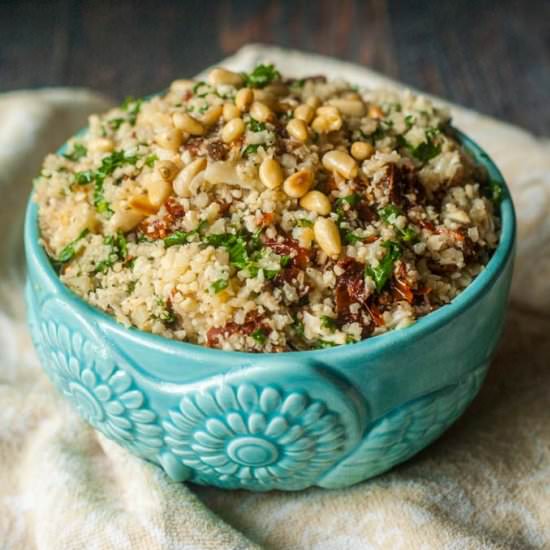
[1,45,550,550]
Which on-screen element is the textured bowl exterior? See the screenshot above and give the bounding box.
[25,132,515,491]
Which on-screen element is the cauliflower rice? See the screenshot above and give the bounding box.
[34,64,500,352]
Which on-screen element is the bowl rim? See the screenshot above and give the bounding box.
[25,128,516,363]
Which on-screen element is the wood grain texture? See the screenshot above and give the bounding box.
[0,0,548,135]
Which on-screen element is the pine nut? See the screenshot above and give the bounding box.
[221,117,245,143]
[322,150,358,179]
[170,79,195,94]
[172,112,205,136]
[250,101,273,123]
[173,157,207,197]
[252,89,278,109]
[306,96,321,109]
[200,104,223,126]
[314,217,342,256]
[294,104,314,123]
[328,98,366,117]
[111,208,146,232]
[368,104,384,119]
[299,190,331,215]
[283,169,314,198]
[350,141,374,161]
[155,128,183,151]
[88,137,114,153]
[316,105,340,118]
[145,176,172,207]
[311,114,342,134]
[208,67,243,87]
[156,160,179,182]
[129,194,158,215]
[235,88,254,111]
[223,103,241,121]
[286,118,309,142]
[299,227,315,249]
[259,158,284,189]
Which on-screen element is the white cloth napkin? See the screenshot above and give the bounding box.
[2,45,550,550]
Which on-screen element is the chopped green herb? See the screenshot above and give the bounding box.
[487,180,503,204]
[378,204,418,243]
[320,315,337,331]
[342,229,362,244]
[404,114,415,129]
[54,228,89,269]
[280,255,291,267]
[241,144,260,157]
[205,231,264,276]
[263,269,280,280]
[317,339,337,348]
[251,328,268,344]
[289,78,305,91]
[397,128,441,163]
[296,218,314,228]
[164,221,206,248]
[63,143,87,162]
[74,170,95,185]
[126,280,136,294]
[144,154,158,168]
[211,278,229,293]
[76,150,139,215]
[156,298,177,325]
[241,64,280,89]
[94,233,128,273]
[108,118,125,130]
[192,81,215,98]
[365,241,401,292]
[248,117,266,132]
[335,193,361,209]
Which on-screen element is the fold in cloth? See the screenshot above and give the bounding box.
[1,45,550,550]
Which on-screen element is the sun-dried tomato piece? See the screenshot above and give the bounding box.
[392,263,415,304]
[356,201,377,223]
[164,196,185,219]
[259,212,274,227]
[207,140,228,161]
[206,312,269,348]
[365,300,385,327]
[263,237,310,269]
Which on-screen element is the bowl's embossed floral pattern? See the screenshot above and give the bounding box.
[36,314,163,456]
[161,383,349,490]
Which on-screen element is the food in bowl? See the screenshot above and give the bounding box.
[33,64,500,352]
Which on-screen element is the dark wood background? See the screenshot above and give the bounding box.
[1,0,549,136]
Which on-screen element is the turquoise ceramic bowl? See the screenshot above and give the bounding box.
[25,131,515,491]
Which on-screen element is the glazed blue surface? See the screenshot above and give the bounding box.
[25,131,516,490]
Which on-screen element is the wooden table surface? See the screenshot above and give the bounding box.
[1,0,549,136]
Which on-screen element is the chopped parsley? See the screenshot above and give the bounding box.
[74,150,139,216]
[248,117,266,132]
[241,144,260,157]
[296,218,314,228]
[210,278,229,294]
[251,328,268,344]
[144,154,158,168]
[289,78,305,92]
[53,228,89,270]
[164,221,207,248]
[63,143,87,162]
[280,255,291,267]
[94,233,128,274]
[74,170,95,185]
[320,315,337,331]
[378,204,418,243]
[335,193,361,212]
[342,229,363,245]
[486,179,503,205]
[156,298,177,325]
[192,81,215,98]
[241,64,280,89]
[397,128,441,163]
[121,97,143,125]
[205,230,265,277]
[365,241,401,292]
